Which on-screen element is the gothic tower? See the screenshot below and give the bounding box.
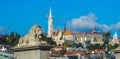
[47,7,53,37]
[112,32,119,42]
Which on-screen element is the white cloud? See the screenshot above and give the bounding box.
[67,12,120,32]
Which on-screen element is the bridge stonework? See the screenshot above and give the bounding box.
[13,45,54,59]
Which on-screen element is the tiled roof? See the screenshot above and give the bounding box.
[63,30,72,35]
[53,30,73,36]
[53,30,60,36]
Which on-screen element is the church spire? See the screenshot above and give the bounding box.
[47,7,53,37]
[114,32,118,37]
[113,32,118,40]
[49,7,52,19]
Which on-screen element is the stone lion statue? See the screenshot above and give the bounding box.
[17,24,45,47]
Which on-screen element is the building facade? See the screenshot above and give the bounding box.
[109,32,119,45]
[74,28,103,45]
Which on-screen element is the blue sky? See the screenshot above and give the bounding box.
[0,0,120,37]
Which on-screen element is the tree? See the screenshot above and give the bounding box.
[113,43,119,49]
[0,38,7,44]
[108,44,114,49]
[78,43,83,48]
[89,44,94,50]
[73,43,78,48]
[41,35,56,45]
[6,32,20,45]
[63,42,69,47]
[94,44,100,49]
[85,40,91,49]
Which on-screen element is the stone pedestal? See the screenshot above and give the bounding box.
[13,45,54,59]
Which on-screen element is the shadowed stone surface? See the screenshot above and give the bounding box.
[13,45,54,59]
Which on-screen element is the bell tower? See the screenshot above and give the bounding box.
[47,7,53,37]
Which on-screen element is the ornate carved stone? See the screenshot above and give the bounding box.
[17,24,47,47]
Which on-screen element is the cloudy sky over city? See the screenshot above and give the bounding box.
[0,0,120,36]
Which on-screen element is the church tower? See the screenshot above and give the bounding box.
[112,32,119,42]
[47,7,53,37]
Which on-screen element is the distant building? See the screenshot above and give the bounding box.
[53,27,74,45]
[74,28,103,45]
[62,28,74,42]
[46,8,104,46]
[46,7,74,45]
[109,32,119,45]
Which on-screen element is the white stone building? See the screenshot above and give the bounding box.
[74,28,103,45]
[52,28,74,45]
[109,32,119,45]
[47,7,74,45]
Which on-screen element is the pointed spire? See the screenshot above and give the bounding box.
[49,7,52,19]
[114,32,118,37]
[64,24,66,31]
[113,32,118,40]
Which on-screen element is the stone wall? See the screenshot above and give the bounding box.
[15,49,50,59]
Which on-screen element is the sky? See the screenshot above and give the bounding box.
[0,0,120,37]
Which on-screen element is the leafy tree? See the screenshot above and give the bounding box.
[89,44,94,50]
[0,38,7,44]
[85,40,91,49]
[63,42,69,47]
[72,43,82,48]
[94,44,100,49]
[6,32,20,46]
[78,43,83,48]
[108,44,114,49]
[41,35,56,45]
[7,32,14,45]
[113,43,119,49]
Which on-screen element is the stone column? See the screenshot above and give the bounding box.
[13,45,54,59]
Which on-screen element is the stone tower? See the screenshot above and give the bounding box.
[47,7,53,37]
[112,32,119,44]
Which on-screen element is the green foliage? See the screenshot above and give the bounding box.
[0,38,7,44]
[89,44,95,50]
[108,43,119,49]
[63,42,69,47]
[6,32,20,46]
[88,44,101,50]
[41,36,56,45]
[46,37,56,45]
[85,40,91,48]
[62,42,83,48]
[94,44,100,49]
[113,43,119,49]
[73,43,83,48]
[78,43,83,48]
[108,44,113,49]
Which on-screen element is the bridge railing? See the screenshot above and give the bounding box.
[0,51,14,59]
